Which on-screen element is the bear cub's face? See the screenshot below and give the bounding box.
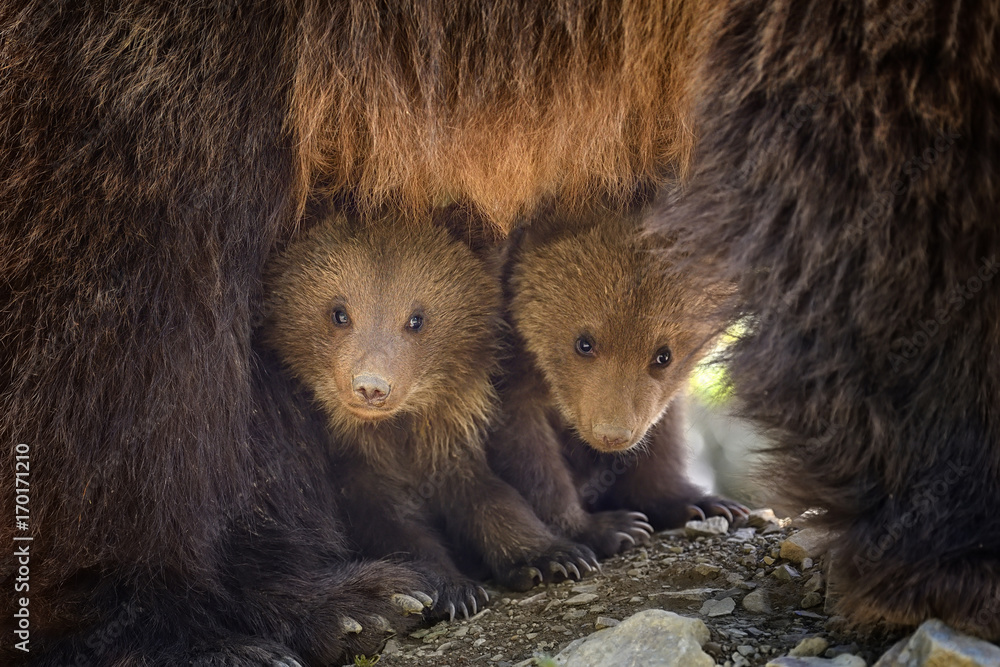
[511,215,720,453]
[265,217,499,433]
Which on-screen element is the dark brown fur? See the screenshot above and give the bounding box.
[0,3,700,662]
[263,212,598,620]
[488,209,746,559]
[649,0,1000,639]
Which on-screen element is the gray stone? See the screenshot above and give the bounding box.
[873,618,1000,667]
[564,593,600,606]
[700,597,736,617]
[685,516,730,537]
[801,592,823,608]
[779,528,829,565]
[804,573,825,594]
[553,609,714,667]
[594,616,620,630]
[767,657,866,667]
[773,564,801,581]
[742,588,771,614]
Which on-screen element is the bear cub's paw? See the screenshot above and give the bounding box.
[497,539,600,591]
[421,575,491,622]
[574,510,654,559]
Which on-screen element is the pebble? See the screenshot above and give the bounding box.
[563,609,587,620]
[767,657,865,667]
[700,597,736,617]
[595,616,620,629]
[747,508,779,528]
[742,588,770,614]
[790,637,829,657]
[685,516,730,537]
[572,584,600,594]
[565,593,600,606]
[801,592,823,608]
[779,528,828,565]
[804,573,824,594]
[773,564,801,581]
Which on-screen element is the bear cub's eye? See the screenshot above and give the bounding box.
[406,314,424,332]
[332,309,350,326]
[652,346,671,367]
[575,336,595,357]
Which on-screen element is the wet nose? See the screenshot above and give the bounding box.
[592,423,633,448]
[352,374,391,405]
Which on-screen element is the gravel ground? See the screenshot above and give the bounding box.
[356,513,904,667]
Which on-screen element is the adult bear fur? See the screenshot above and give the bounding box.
[650,0,1000,638]
[0,1,698,663]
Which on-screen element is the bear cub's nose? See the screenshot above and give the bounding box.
[592,423,633,448]
[353,374,392,405]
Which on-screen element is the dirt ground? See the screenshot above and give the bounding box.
[365,514,904,667]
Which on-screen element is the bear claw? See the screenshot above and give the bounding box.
[339,616,363,634]
[392,593,426,615]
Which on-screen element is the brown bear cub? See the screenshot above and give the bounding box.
[263,211,598,621]
[488,209,748,559]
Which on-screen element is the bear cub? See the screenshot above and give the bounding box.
[488,208,748,559]
[263,211,598,621]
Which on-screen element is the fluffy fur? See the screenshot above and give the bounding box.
[1,3,699,662]
[488,209,747,559]
[263,212,599,620]
[650,0,1000,638]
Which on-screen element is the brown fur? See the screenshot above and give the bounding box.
[488,208,746,559]
[648,0,1000,639]
[290,0,701,226]
[0,3,704,662]
[264,211,599,619]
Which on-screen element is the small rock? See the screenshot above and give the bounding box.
[762,523,785,535]
[572,584,600,594]
[801,557,814,570]
[657,587,718,602]
[627,568,643,577]
[763,556,776,566]
[779,528,829,565]
[733,527,757,541]
[685,516,730,537]
[565,593,600,606]
[773,564,801,581]
[518,592,548,606]
[873,618,1000,667]
[589,604,606,614]
[737,645,756,656]
[825,644,860,659]
[804,573,825,594]
[563,609,587,620]
[694,563,722,577]
[767,657,865,667]
[553,609,714,666]
[669,545,685,554]
[790,637,829,657]
[742,588,770,614]
[595,616,620,629]
[747,508,779,528]
[801,592,823,608]
[629,596,643,603]
[700,597,736,617]
[381,638,401,655]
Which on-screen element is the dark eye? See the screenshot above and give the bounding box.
[332,309,350,326]
[406,314,424,331]
[575,336,595,357]
[653,347,672,367]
